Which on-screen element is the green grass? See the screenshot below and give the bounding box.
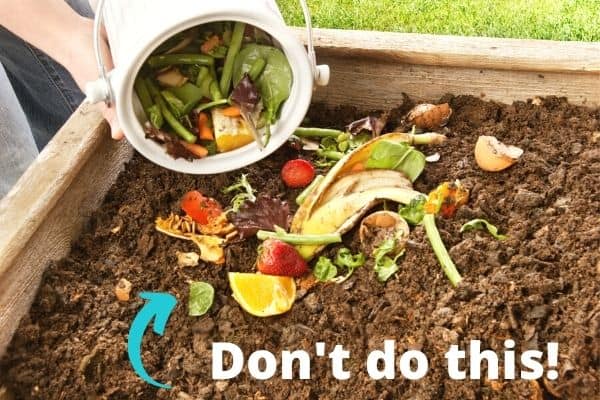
[276,0,600,41]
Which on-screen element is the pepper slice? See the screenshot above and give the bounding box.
[181,191,223,225]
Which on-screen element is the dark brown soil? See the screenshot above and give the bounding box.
[1,96,599,400]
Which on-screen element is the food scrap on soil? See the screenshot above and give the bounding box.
[4,96,599,399]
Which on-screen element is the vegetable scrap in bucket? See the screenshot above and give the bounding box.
[135,22,292,160]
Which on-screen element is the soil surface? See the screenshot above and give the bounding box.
[1,96,599,399]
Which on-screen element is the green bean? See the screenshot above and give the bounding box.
[197,66,223,101]
[194,98,229,113]
[147,53,214,69]
[145,78,164,128]
[134,77,153,111]
[209,82,223,101]
[147,104,163,129]
[161,90,185,118]
[296,175,324,205]
[219,21,245,95]
[256,230,342,245]
[160,102,197,143]
[196,66,210,87]
[248,57,266,81]
[294,127,346,138]
[146,79,196,143]
[317,149,344,160]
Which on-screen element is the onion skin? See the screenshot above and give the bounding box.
[405,103,453,130]
[474,136,523,172]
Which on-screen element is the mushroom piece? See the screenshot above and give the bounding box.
[474,135,523,172]
[359,211,410,255]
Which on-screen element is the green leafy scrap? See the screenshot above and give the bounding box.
[189,281,215,317]
[460,218,507,240]
[399,195,427,225]
[223,174,257,212]
[313,256,338,282]
[365,140,426,182]
[373,238,404,282]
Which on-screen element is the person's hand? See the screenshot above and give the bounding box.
[64,17,124,140]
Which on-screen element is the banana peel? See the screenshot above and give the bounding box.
[295,187,421,259]
[291,133,425,260]
[291,132,422,234]
[319,169,412,204]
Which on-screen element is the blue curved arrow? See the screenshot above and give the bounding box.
[127,292,177,389]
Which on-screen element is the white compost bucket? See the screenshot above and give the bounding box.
[85,0,329,174]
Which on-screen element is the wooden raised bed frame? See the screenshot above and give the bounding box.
[0,28,598,356]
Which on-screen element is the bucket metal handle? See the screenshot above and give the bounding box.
[89,0,328,105]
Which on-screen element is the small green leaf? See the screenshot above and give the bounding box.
[189,281,215,317]
[374,255,401,282]
[313,256,338,282]
[460,218,507,240]
[223,174,256,212]
[332,248,365,283]
[373,238,403,282]
[399,195,427,225]
[335,248,366,270]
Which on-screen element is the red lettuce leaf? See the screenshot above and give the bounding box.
[346,112,389,137]
[228,194,291,239]
[231,73,260,113]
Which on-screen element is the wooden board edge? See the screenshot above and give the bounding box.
[0,133,133,358]
[0,104,106,279]
[311,56,599,109]
[292,27,600,73]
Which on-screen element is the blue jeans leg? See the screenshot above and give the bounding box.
[0,0,94,150]
[0,64,38,198]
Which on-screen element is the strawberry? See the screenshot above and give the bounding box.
[281,159,315,188]
[181,190,223,225]
[257,239,308,277]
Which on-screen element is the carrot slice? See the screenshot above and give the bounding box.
[221,106,241,118]
[197,112,214,140]
[181,141,209,158]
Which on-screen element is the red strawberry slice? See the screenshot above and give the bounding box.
[281,159,315,188]
[257,239,308,277]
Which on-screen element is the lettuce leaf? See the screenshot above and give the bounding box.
[365,140,426,182]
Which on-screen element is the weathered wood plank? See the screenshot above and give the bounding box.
[291,28,599,107]
[311,55,600,109]
[294,27,600,73]
[0,104,133,356]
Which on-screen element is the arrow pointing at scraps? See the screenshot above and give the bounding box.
[127,292,177,389]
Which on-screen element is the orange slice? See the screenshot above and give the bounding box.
[228,273,296,317]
